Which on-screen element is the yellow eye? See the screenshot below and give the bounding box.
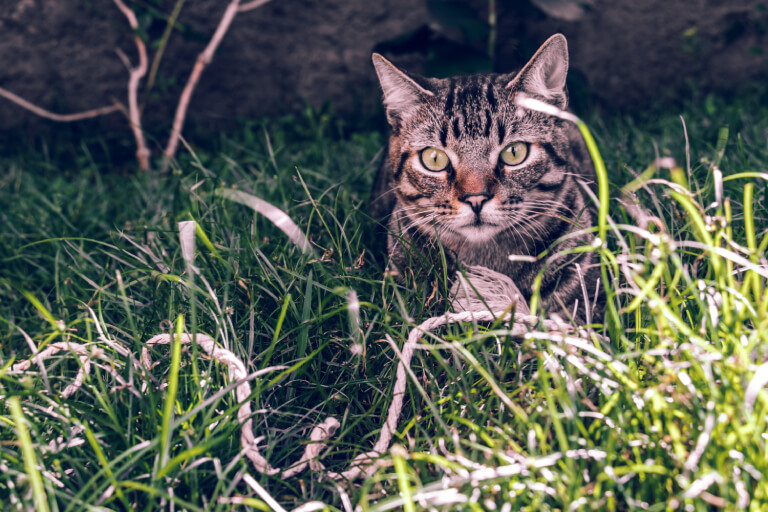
[420,147,450,172]
[500,142,528,166]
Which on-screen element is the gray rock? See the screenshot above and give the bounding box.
[1,0,766,141]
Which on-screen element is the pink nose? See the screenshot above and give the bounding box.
[460,194,490,214]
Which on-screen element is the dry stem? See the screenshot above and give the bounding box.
[113,0,150,171]
[0,87,120,122]
[239,0,273,12]
[0,0,273,171]
[162,0,242,167]
[163,0,273,167]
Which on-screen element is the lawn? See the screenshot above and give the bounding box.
[2,89,768,511]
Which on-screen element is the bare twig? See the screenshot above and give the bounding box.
[113,0,150,171]
[162,0,244,168]
[0,0,271,171]
[238,0,273,13]
[0,87,121,122]
[0,1,146,168]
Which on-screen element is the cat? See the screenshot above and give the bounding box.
[370,34,603,323]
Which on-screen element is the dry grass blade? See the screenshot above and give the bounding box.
[216,188,315,254]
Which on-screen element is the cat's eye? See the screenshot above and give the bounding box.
[420,147,450,172]
[500,142,528,166]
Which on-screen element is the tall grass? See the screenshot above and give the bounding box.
[1,90,768,510]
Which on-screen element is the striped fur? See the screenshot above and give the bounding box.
[371,35,603,322]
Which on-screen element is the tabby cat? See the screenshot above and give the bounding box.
[370,34,602,322]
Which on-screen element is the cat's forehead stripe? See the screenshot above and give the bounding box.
[485,82,497,111]
[439,120,449,147]
[483,110,492,138]
[452,118,461,139]
[442,77,499,140]
[442,78,455,116]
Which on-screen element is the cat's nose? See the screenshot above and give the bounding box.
[460,194,491,214]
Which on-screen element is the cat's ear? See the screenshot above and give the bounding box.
[372,53,433,127]
[507,34,569,108]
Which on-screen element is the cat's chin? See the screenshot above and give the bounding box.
[454,224,505,243]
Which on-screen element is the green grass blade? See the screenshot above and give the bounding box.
[157,315,184,475]
[20,289,62,333]
[262,293,291,368]
[9,396,50,512]
[297,269,314,360]
[391,444,416,512]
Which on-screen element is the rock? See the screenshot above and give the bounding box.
[1,0,765,143]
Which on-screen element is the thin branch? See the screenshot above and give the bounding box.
[162,0,272,167]
[238,0,273,13]
[115,48,132,70]
[146,0,187,94]
[113,0,150,171]
[0,87,120,122]
[163,0,244,167]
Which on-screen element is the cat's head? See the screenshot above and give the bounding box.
[372,34,585,247]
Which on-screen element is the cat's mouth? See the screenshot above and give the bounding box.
[469,218,493,228]
[464,213,497,228]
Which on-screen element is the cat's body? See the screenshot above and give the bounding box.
[371,34,602,322]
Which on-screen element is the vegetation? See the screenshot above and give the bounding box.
[2,88,768,510]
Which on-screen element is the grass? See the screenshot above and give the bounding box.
[2,89,768,510]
